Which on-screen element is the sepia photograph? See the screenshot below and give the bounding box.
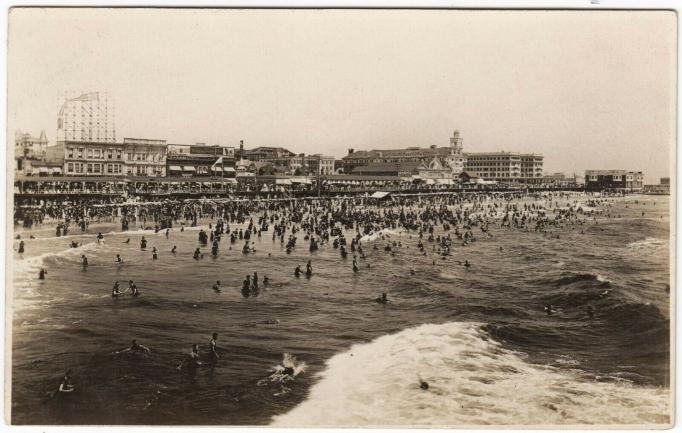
[5,6,676,427]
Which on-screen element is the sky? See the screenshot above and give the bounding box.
[8,8,676,182]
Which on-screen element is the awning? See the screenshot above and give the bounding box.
[426,179,436,185]
[39,167,49,173]
[211,166,223,172]
[436,178,452,185]
[370,191,391,199]
[183,166,196,172]
[223,167,236,172]
[276,179,292,185]
[50,167,63,174]
[223,178,238,184]
[169,165,182,171]
[31,168,41,175]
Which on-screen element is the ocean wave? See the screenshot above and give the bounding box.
[272,322,669,427]
[359,229,401,243]
[627,237,667,251]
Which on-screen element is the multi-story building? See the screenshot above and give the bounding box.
[15,130,48,159]
[63,140,126,176]
[166,144,235,177]
[123,138,167,177]
[244,146,296,165]
[62,137,167,177]
[464,152,544,183]
[57,92,115,143]
[585,170,644,191]
[342,130,466,175]
[307,154,336,176]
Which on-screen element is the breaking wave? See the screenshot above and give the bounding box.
[272,322,670,427]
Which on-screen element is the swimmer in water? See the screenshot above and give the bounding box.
[171,245,177,253]
[124,238,130,244]
[152,247,158,260]
[374,293,389,304]
[58,370,75,394]
[294,265,302,278]
[263,275,270,286]
[212,280,222,292]
[112,281,123,298]
[115,254,123,264]
[114,339,151,354]
[81,255,88,267]
[177,344,203,371]
[464,260,471,268]
[544,304,555,315]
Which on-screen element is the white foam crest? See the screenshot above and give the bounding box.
[359,229,401,243]
[272,322,669,427]
[14,241,100,276]
[627,237,667,251]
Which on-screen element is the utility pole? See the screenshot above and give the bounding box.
[317,156,321,198]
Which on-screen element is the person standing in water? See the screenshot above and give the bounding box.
[112,281,123,298]
[306,260,313,277]
[115,254,123,264]
[81,255,89,267]
[209,333,220,364]
[129,280,139,297]
[38,268,47,280]
[18,240,25,254]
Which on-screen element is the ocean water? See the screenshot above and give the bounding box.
[10,194,671,426]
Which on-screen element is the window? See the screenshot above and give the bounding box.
[136,166,146,176]
[108,149,113,159]
[127,153,134,161]
[94,164,101,173]
[107,164,113,173]
[116,150,122,159]
[78,148,84,158]
[87,163,93,173]
[67,162,74,173]
[67,148,74,158]
[94,149,101,159]
[87,149,93,158]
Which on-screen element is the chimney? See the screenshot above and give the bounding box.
[348,148,354,155]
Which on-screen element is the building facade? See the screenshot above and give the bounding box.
[342,130,467,175]
[585,170,644,191]
[15,130,48,159]
[63,140,126,176]
[123,138,167,177]
[57,92,116,143]
[244,146,296,165]
[307,154,336,176]
[464,152,544,183]
[166,144,235,177]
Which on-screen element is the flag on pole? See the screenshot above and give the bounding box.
[211,157,224,168]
